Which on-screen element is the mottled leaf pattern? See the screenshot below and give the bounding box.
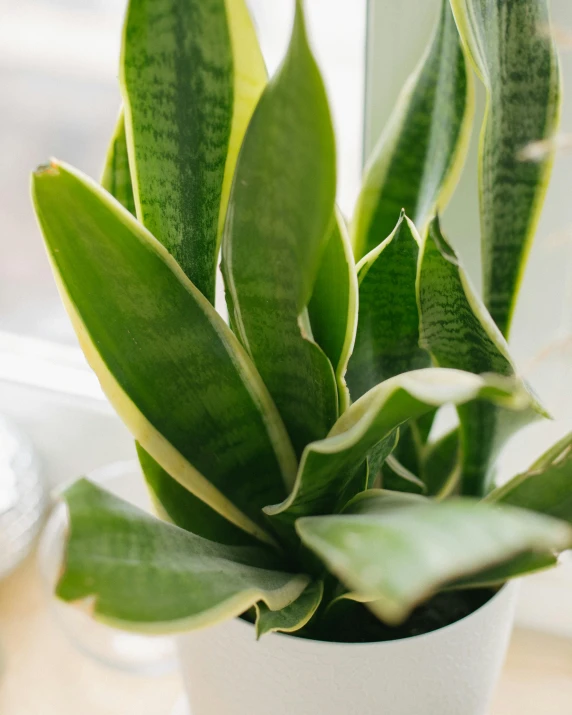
[417,217,539,495]
[352,0,473,259]
[450,0,561,336]
[31,0,572,639]
[121,0,266,303]
[347,213,430,401]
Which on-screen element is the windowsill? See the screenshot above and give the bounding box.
[1,556,571,715]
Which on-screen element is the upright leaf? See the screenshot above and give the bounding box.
[266,368,529,528]
[308,210,358,413]
[297,492,572,625]
[57,480,308,633]
[417,217,542,496]
[33,161,297,544]
[347,213,430,401]
[101,111,135,215]
[487,432,572,523]
[352,0,473,259]
[222,1,338,454]
[121,0,266,303]
[450,0,561,337]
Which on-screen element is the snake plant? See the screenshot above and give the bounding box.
[32,0,572,640]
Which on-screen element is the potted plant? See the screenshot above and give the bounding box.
[32,0,572,713]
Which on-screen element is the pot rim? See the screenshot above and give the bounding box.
[229,581,517,650]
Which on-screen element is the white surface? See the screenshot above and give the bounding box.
[178,584,518,715]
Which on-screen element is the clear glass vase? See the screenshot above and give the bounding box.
[38,459,177,676]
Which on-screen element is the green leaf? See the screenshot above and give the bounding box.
[347,213,431,401]
[32,161,297,545]
[487,432,572,523]
[136,443,257,545]
[417,216,542,496]
[308,210,358,413]
[449,552,558,590]
[344,489,428,515]
[296,493,572,625]
[221,1,338,454]
[101,111,136,215]
[57,480,308,633]
[529,430,572,471]
[335,459,372,512]
[382,455,426,495]
[266,368,530,527]
[352,0,473,259]
[422,428,461,497]
[121,0,267,303]
[381,413,438,495]
[255,580,323,638]
[450,0,561,337]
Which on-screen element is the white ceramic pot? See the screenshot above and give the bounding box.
[177,583,517,715]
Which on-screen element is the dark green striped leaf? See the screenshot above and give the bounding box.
[32,161,297,544]
[222,2,338,454]
[121,0,266,303]
[255,580,323,638]
[347,212,431,401]
[352,0,473,259]
[308,210,358,413]
[297,494,572,625]
[417,216,542,496]
[266,368,529,528]
[487,432,572,523]
[101,109,249,549]
[450,0,561,337]
[57,480,308,633]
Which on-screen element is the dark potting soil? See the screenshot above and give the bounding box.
[304,588,497,643]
